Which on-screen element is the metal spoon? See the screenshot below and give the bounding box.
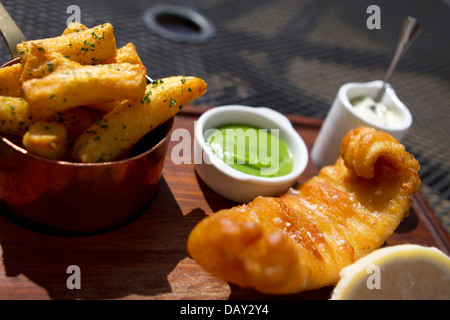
[373,16,421,103]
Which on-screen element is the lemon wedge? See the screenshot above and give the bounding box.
[330,244,450,300]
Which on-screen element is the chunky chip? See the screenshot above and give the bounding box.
[21,43,81,81]
[72,76,207,162]
[23,63,147,120]
[49,106,103,146]
[0,63,24,97]
[104,43,144,65]
[61,22,89,35]
[22,121,68,160]
[0,96,32,137]
[17,23,117,65]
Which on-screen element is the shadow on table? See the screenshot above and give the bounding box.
[195,171,239,213]
[0,177,205,300]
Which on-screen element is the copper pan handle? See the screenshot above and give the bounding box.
[0,1,27,59]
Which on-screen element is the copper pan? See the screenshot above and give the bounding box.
[0,59,174,236]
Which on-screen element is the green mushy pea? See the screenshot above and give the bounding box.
[205,124,293,177]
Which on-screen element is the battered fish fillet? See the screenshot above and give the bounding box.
[187,127,422,294]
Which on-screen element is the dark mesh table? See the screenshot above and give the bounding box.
[1,0,449,232]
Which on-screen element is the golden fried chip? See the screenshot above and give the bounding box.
[0,96,32,137]
[17,23,117,65]
[61,22,88,35]
[23,63,147,120]
[22,121,68,160]
[72,76,207,162]
[49,106,104,145]
[21,44,81,81]
[104,42,143,65]
[0,63,24,97]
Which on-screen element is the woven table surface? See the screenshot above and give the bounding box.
[1,0,449,232]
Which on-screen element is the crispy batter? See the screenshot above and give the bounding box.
[187,127,422,294]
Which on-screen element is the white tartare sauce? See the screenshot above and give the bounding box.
[351,96,404,128]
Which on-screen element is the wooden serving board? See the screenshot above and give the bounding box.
[0,105,448,300]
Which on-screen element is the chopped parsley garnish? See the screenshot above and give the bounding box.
[141,91,151,103]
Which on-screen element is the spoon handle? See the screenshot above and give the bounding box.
[0,2,27,59]
[374,17,421,102]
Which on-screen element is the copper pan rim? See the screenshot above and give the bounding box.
[1,57,21,68]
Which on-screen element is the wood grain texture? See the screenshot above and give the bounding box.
[0,105,448,300]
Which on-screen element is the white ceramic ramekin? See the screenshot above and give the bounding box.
[311,80,412,169]
[194,105,308,203]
